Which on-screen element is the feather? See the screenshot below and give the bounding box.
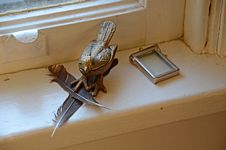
[48,65,100,105]
[51,95,82,136]
[48,65,103,136]
[48,61,118,136]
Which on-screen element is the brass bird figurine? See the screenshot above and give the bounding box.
[71,21,118,96]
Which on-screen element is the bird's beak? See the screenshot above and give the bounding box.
[83,66,88,73]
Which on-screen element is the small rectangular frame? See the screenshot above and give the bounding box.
[129,45,180,84]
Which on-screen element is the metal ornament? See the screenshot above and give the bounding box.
[48,21,118,136]
[71,21,118,96]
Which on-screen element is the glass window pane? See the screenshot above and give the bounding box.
[0,0,85,14]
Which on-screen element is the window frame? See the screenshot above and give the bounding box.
[0,0,146,35]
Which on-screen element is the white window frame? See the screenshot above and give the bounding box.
[216,0,226,55]
[0,0,146,35]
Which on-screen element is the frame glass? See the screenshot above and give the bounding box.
[130,45,180,84]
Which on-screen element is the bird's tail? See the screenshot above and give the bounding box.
[96,21,116,45]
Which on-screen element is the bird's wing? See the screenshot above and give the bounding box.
[80,41,104,61]
[80,42,94,59]
[91,47,112,70]
[96,47,111,62]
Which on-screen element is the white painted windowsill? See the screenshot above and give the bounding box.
[0,40,226,150]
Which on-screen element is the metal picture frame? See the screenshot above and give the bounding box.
[130,45,180,84]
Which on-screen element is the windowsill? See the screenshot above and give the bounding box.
[0,40,226,149]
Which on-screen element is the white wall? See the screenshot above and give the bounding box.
[146,0,185,43]
[0,0,185,74]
